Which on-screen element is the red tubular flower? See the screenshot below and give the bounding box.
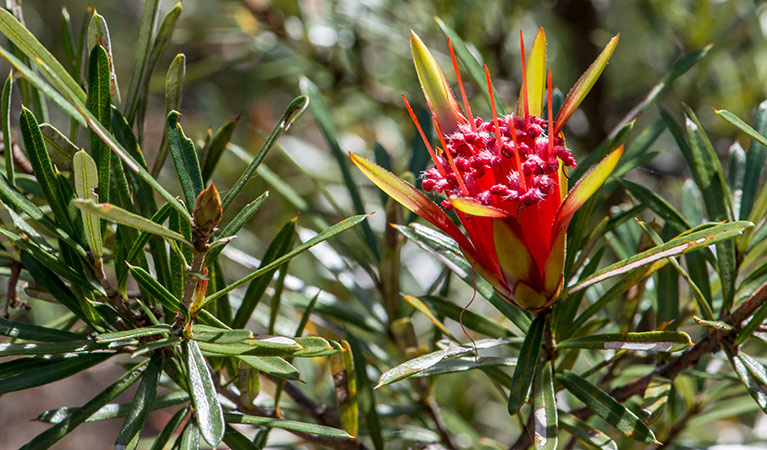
[352,29,622,313]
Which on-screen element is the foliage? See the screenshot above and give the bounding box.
[0,1,767,449]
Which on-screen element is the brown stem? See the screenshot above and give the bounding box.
[425,395,461,450]
[3,260,25,317]
[93,255,142,325]
[570,282,767,421]
[180,249,206,313]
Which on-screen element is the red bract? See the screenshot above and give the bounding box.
[352,29,623,313]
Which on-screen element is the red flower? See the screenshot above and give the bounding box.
[352,29,622,313]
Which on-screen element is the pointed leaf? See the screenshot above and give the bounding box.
[0,354,110,395]
[115,353,163,449]
[73,150,103,256]
[533,361,557,450]
[127,264,183,313]
[73,199,192,246]
[376,338,511,387]
[167,111,203,210]
[225,413,353,439]
[570,220,753,293]
[554,34,619,134]
[221,95,308,211]
[508,315,544,414]
[0,317,82,341]
[558,410,617,450]
[557,370,659,445]
[201,117,239,183]
[557,331,692,353]
[2,70,12,184]
[184,340,224,447]
[238,356,299,380]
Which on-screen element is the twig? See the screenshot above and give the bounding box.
[3,260,26,317]
[425,395,461,450]
[570,282,767,421]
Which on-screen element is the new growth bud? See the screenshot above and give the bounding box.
[193,183,222,251]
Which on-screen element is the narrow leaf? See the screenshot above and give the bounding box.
[202,117,239,182]
[508,315,544,414]
[557,331,692,353]
[184,340,224,447]
[73,199,192,247]
[533,362,557,450]
[570,220,753,294]
[330,340,358,438]
[225,413,353,439]
[73,150,103,256]
[115,353,163,449]
[557,371,659,445]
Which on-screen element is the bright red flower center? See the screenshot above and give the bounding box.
[421,115,576,213]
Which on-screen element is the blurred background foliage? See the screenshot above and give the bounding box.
[3,0,767,448]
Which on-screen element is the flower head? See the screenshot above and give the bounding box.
[352,28,622,313]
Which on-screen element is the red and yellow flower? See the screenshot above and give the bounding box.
[351,29,622,313]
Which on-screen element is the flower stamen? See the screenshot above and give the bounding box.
[448,38,477,134]
[403,95,447,177]
[433,118,470,196]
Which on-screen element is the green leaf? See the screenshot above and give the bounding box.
[0,340,97,356]
[72,150,103,256]
[0,8,85,103]
[300,77,379,259]
[20,251,97,326]
[96,325,173,344]
[731,352,767,415]
[225,412,353,439]
[167,110,203,210]
[2,70,13,185]
[569,220,753,294]
[411,356,516,377]
[39,123,76,169]
[557,371,659,445]
[0,317,82,341]
[127,264,183,313]
[231,217,296,329]
[179,420,201,450]
[86,44,113,207]
[508,315,544,414]
[434,17,504,115]
[39,392,188,424]
[115,353,163,449]
[558,331,692,353]
[73,199,192,247]
[20,359,147,450]
[734,101,767,220]
[201,117,239,182]
[238,356,300,380]
[184,340,224,447]
[0,354,110,395]
[152,52,186,176]
[533,362,557,450]
[685,106,736,311]
[331,340,358,438]
[19,106,72,231]
[202,214,368,308]
[376,338,511,388]
[124,0,160,122]
[221,95,308,211]
[222,425,262,450]
[87,11,119,101]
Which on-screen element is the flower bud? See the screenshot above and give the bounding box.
[193,184,222,250]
